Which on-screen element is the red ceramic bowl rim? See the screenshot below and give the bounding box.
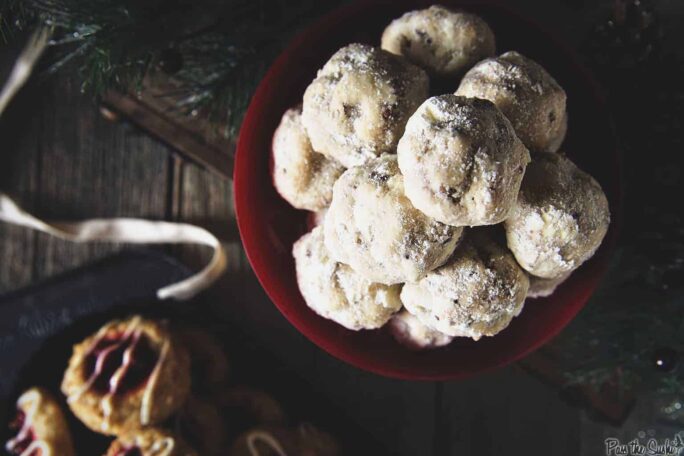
[235,0,622,380]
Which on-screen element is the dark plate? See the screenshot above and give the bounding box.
[0,250,386,454]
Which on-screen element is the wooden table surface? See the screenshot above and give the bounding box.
[1,1,681,454]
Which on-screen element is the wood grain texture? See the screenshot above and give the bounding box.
[0,75,171,290]
[0,61,591,456]
[0,1,642,451]
[440,368,581,455]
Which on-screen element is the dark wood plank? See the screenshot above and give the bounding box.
[23,76,171,282]
[440,366,581,456]
[178,161,245,273]
[0,37,47,293]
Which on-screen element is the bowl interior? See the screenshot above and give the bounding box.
[235,0,620,380]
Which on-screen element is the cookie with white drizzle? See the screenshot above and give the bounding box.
[228,424,340,456]
[105,427,197,456]
[381,5,495,78]
[324,155,462,284]
[175,326,229,396]
[302,43,429,168]
[456,51,567,153]
[61,316,191,436]
[5,387,75,456]
[171,396,225,456]
[388,309,453,350]
[217,386,286,443]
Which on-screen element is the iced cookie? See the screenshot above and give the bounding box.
[324,155,462,284]
[504,152,610,278]
[302,43,429,168]
[388,309,453,350]
[228,424,340,456]
[172,396,225,456]
[293,226,402,330]
[272,106,345,211]
[456,51,567,153]
[218,386,286,443]
[401,231,529,340]
[61,316,191,435]
[176,327,229,396]
[381,5,495,77]
[105,427,197,456]
[527,271,571,298]
[398,95,530,226]
[5,388,75,456]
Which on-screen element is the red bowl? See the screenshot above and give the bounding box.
[235,0,621,380]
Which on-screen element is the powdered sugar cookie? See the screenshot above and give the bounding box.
[272,106,344,211]
[381,5,495,77]
[293,226,402,330]
[302,43,429,168]
[456,51,567,153]
[388,309,453,350]
[401,231,529,340]
[504,152,610,278]
[324,155,462,284]
[527,271,571,298]
[398,95,530,227]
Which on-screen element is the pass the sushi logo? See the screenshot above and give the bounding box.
[605,434,684,456]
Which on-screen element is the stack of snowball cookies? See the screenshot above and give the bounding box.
[272,5,610,350]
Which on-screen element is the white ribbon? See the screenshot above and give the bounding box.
[0,194,227,300]
[0,27,227,300]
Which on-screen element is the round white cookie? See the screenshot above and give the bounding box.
[456,51,567,153]
[293,226,402,330]
[302,43,429,168]
[324,155,462,285]
[397,95,530,227]
[401,231,529,340]
[527,271,571,298]
[388,309,453,350]
[504,152,610,279]
[381,5,495,77]
[272,106,345,211]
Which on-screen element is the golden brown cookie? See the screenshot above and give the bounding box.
[218,386,286,442]
[175,327,229,396]
[5,387,75,456]
[228,424,340,456]
[172,396,225,456]
[105,427,197,456]
[61,316,191,435]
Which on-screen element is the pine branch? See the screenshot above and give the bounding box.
[4,0,338,136]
